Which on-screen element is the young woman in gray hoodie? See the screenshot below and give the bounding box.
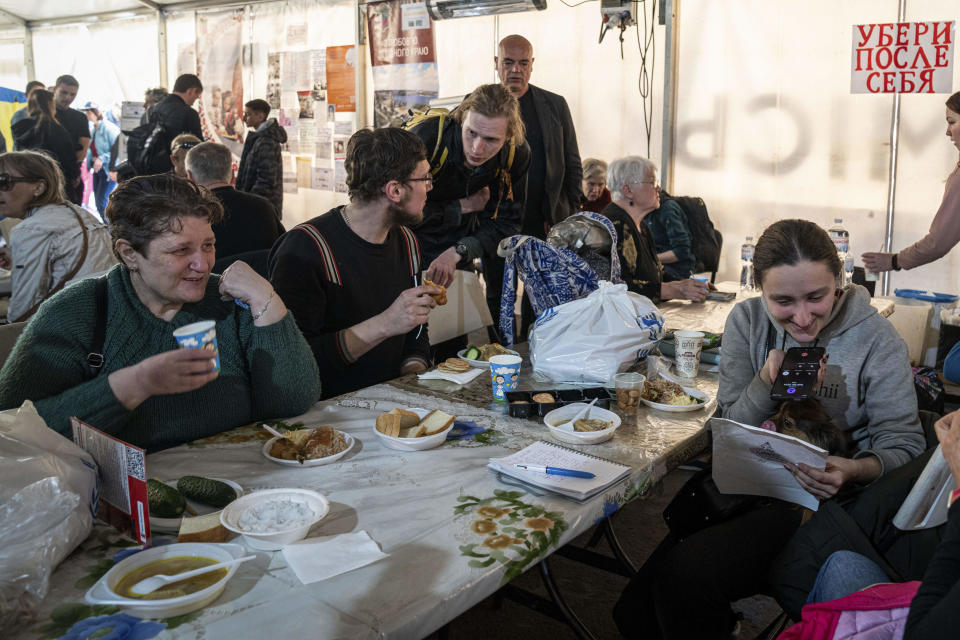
[614,219,926,640]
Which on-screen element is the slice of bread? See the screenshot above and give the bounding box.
[399,424,427,438]
[376,413,402,438]
[177,511,231,543]
[419,410,456,436]
[388,408,421,429]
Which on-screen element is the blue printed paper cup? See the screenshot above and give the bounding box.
[172,320,220,373]
[489,354,522,401]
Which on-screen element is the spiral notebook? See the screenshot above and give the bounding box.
[488,441,631,501]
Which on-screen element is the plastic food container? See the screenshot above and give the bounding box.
[505,388,612,420]
[84,542,247,618]
[220,488,330,551]
[542,404,622,445]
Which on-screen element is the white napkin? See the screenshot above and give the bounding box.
[282,530,389,584]
[417,367,484,385]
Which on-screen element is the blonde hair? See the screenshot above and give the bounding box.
[582,158,608,182]
[0,150,67,208]
[452,83,525,146]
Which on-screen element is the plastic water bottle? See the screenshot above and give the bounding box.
[740,236,755,292]
[829,218,850,286]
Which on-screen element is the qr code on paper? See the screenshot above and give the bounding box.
[125,447,146,481]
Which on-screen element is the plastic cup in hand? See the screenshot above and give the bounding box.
[674,330,704,378]
[489,354,522,401]
[615,372,645,413]
[172,320,220,373]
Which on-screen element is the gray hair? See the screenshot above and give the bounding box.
[607,156,657,202]
[582,157,608,182]
[185,142,233,185]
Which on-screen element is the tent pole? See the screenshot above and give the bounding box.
[881,0,907,296]
[158,10,169,88]
[23,27,35,81]
[659,0,679,193]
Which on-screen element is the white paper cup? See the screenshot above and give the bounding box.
[674,330,704,378]
[173,320,220,372]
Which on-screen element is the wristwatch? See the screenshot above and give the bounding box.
[891,254,902,271]
[454,243,469,258]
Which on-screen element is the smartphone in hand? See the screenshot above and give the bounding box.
[770,346,826,402]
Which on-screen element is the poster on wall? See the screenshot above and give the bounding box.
[366,0,439,127]
[267,53,282,108]
[326,45,357,113]
[196,9,245,159]
[177,43,196,75]
[851,21,955,93]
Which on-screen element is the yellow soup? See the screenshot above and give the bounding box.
[115,556,228,600]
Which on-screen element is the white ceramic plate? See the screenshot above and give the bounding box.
[456,348,521,369]
[220,488,330,550]
[543,404,622,445]
[641,387,710,412]
[85,542,246,618]
[261,432,354,467]
[373,407,456,451]
[150,478,244,534]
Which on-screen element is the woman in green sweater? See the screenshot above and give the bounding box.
[0,174,320,452]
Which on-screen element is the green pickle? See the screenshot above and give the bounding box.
[147,479,186,519]
[177,476,237,509]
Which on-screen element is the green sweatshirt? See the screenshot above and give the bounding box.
[0,265,321,452]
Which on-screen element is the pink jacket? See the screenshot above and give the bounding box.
[778,581,920,640]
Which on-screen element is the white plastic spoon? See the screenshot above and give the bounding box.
[557,398,598,432]
[129,555,256,596]
[261,423,288,439]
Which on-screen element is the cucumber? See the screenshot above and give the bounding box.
[465,346,481,361]
[147,479,186,518]
[177,476,237,509]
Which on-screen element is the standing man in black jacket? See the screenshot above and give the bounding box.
[408,83,530,330]
[52,75,90,205]
[497,35,582,334]
[150,74,203,173]
[236,98,286,218]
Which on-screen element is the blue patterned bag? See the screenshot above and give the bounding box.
[498,212,622,346]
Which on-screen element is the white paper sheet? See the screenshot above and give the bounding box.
[711,418,828,511]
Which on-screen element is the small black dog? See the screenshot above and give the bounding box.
[762,399,852,457]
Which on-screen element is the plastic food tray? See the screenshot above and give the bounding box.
[505,387,612,419]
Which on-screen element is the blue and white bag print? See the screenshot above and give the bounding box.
[528,281,665,384]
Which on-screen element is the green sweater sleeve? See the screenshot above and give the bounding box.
[0,283,131,436]
[242,310,321,418]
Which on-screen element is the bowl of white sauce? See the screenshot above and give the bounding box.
[220,488,329,550]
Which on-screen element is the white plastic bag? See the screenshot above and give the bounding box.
[0,401,98,628]
[529,281,665,383]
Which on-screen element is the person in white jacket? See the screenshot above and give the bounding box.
[0,150,116,322]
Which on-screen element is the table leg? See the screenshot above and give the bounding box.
[537,557,598,640]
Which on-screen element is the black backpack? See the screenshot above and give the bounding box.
[660,190,723,275]
[124,109,172,175]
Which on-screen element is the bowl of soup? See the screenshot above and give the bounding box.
[84,542,247,618]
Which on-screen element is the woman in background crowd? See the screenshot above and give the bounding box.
[863,91,960,274]
[0,173,319,452]
[0,150,115,322]
[601,156,708,303]
[81,102,121,216]
[578,157,611,212]
[169,133,201,179]
[10,89,79,196]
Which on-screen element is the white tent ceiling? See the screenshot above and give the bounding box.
[0,0,281,28]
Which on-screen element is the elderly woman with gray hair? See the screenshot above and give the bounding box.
[578,157,612,213]
[601,156,709,303]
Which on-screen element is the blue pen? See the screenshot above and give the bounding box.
[514,464,595,479]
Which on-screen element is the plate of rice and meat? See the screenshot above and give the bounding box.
[262,425,353,466]
[639,378,710,412]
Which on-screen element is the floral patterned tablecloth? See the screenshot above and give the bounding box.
[13,366,718,640]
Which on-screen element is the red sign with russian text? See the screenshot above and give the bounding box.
[851,21,954,94]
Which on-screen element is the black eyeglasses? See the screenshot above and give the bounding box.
[405,175,433,186]
[0,173,41,192]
